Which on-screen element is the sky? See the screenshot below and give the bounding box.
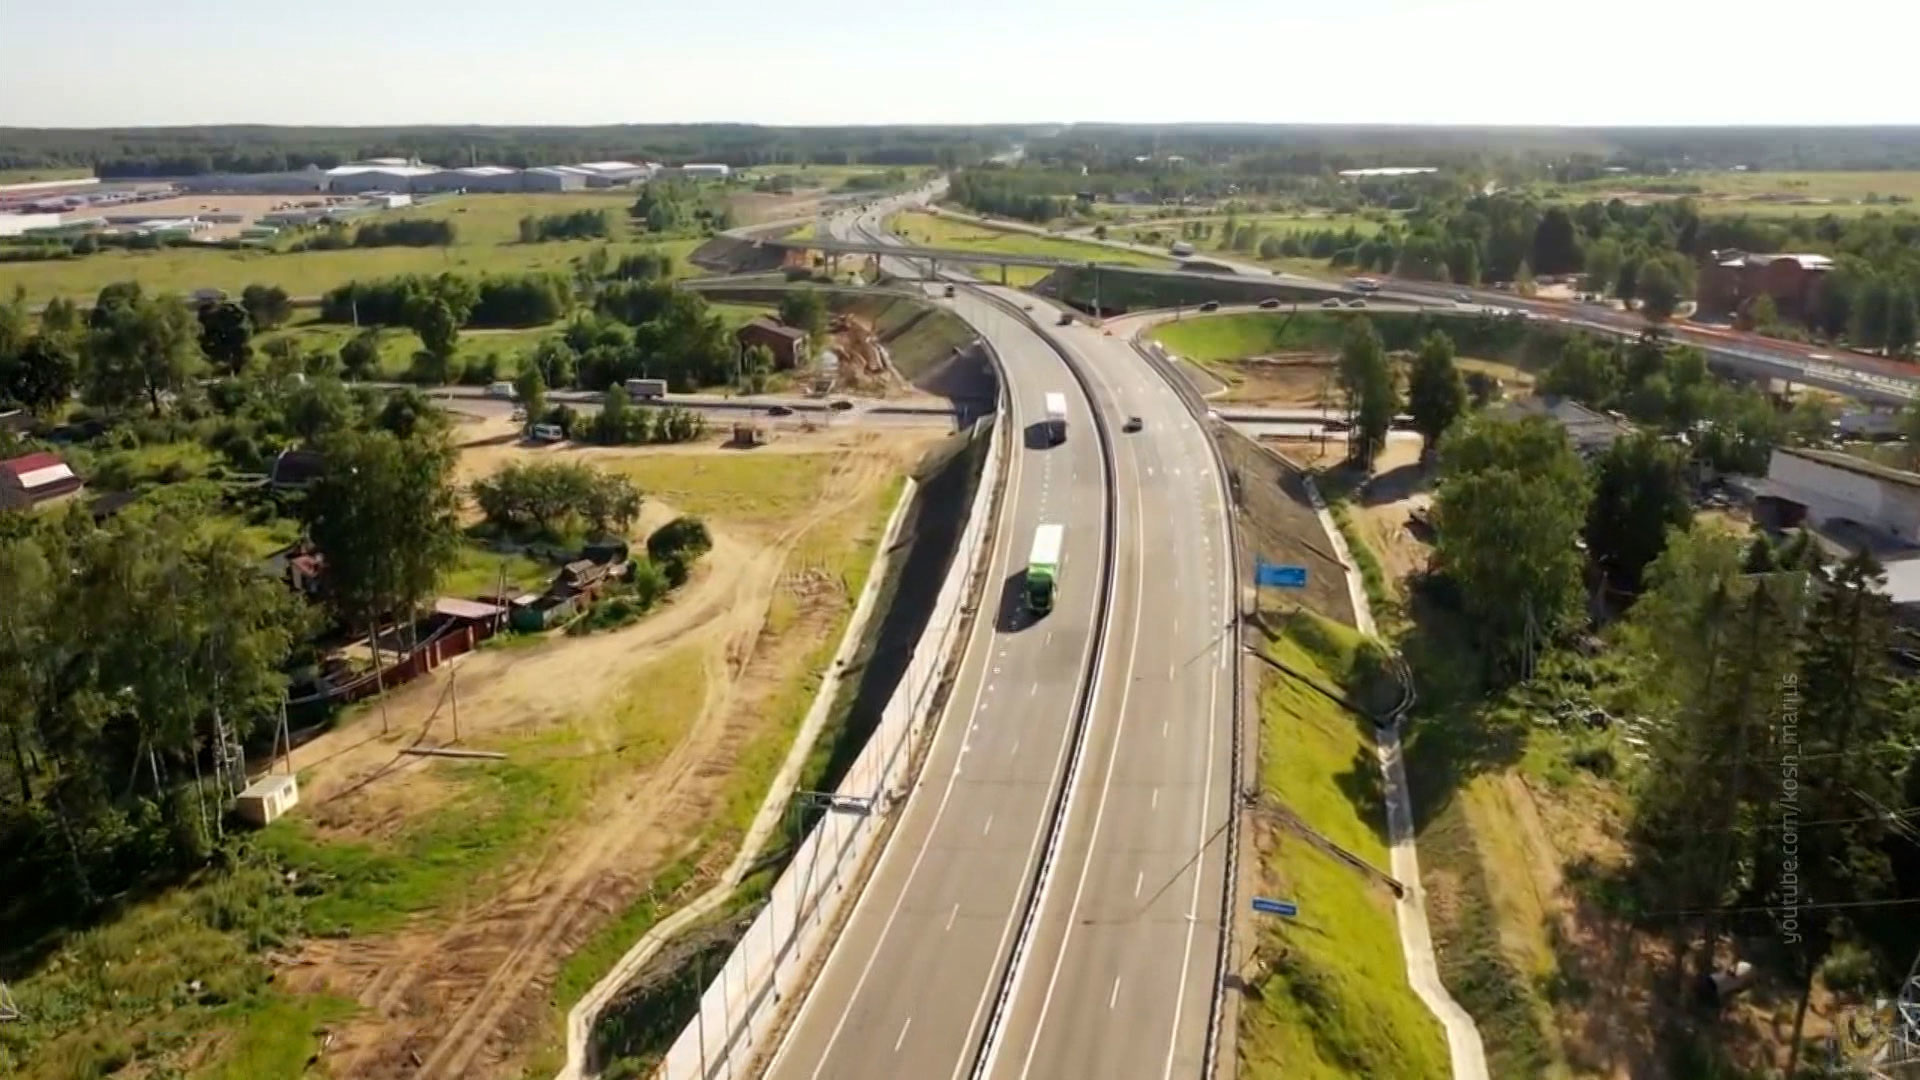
[4,0,1920,129]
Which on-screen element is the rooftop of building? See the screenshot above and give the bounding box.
[738,317,806,341]
[1713,251,1835,271]
[1773,445,1920,493]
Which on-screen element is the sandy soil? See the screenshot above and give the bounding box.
[1217,354,1534,410]
[281,425,935,1079]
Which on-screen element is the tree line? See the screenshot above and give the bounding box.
[1423,405,1919,1067]
[296,218,457,251]
[0,124,1019,176]
[517,210,610,244]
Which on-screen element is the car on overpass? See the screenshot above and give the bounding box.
[1258,298,1282,309]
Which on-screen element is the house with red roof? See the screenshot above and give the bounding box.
[0,451,83,510]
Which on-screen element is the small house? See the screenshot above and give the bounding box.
[0,450,83,510]
[736,317,810,370]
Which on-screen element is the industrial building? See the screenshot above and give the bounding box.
[325,163,444,194]
[574,160,657,186]
[415,165,522,194]
[1764,446,1920,543]
[679,163,731,180]
[178,167,331,194]
[524,166,590,191]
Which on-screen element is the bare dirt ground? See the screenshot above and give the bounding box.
[281,423,935,1079]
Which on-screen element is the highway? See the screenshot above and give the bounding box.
[762,210,1116,1080]
[979,276,1236,1080]
[764,191,1238,1080]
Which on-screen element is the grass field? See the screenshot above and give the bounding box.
[1242,612,1448,1080]
[1545,169,1920,218]
[0,192,709,305]
[0,166,93,186]
[887,211,1174,278]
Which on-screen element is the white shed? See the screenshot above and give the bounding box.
[236,773,300,827]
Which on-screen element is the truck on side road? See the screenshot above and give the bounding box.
[1027,524,1064,615]
[625,377,667,400]
[1043,392,1068,444]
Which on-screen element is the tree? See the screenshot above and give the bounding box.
[89,281,144,330]
[515,362,548,434]
[39,296,82,342]
[1582,238,1623,297]
[1529,207,1582,276]
[778,289,828,338]
[1541,335,1622,405]
[1636,259,1682,324]
[302,429,462,644]
[1094,224,1109,241]
[196,300,254,375]
[0,287,27,365]
[409,296,459,361]
[740,343,774,394]
[339,331,381,380]
[374,387,444,441]
[1585,431,1693,596]
[1406,331,1467,458]
[1744,292,1781,332]
[85,294,204,413]
[240,283,293,330]
[1513,259,1536,296]
[1434,415,1592,675]
[1887,285,1919,356]
[1337,318,1398,469]
[1,335,78,415]
[284,377,355,442]
[1782,552,1908,1072]
[1258,234,1284,260]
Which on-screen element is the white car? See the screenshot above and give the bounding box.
[530,423,564,442]
[486,381,516,400]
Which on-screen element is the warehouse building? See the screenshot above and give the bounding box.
[523,166,589,191]
[415,165,522,193]
[679,163,731,180]
[325,163,444,194]
[574,161,656,187]
[1764,446,1920,543]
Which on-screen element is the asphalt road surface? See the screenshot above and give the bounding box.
[979,303,1236,1080]
[766,197,1236,1080]
[763,261,1113,1080]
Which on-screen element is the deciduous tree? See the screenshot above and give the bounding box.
[1406,330,1466,458]
[1585,431,1693,595]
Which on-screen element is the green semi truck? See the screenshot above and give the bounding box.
[1027,523,1064,614]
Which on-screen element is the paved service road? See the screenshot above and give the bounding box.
[763,211,1114,1080]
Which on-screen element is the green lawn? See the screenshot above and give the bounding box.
[609,451,841,530]
[256,318,562,379]
[1150,311,1353,364]
[0,189,710,305]
[1243,611,1448,1080]
[886,211,1174,275]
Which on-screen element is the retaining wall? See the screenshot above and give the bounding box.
[652,404,1008,1080]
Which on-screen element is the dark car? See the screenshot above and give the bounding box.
[1198,300,1220,312]
[767,404,794,417]
[943,284,957,298]
[1057,311,1074,326]
[828,399,854,412]
[1258,298,1282,309]
[1122,415,1144,433]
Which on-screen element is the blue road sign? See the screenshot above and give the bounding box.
[1255,562,1309,589]
[1251,896,1299,918]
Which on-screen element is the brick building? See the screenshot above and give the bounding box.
[1696,251,1832,322]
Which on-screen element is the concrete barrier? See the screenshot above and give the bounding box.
[648,405,1009,1080]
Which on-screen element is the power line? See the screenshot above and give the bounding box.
[1648,896,1920,920]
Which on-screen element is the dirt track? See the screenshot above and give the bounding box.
[282,425,934,1079]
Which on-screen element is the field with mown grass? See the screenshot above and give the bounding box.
[1241,611,1448,1080]
[886,210,1174,276]
[1543,169,1920,218]
[0,191,708,305]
